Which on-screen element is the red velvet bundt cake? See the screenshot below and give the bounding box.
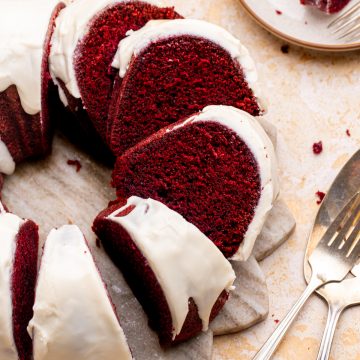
[28,224,132,360]
[108,19,264,156]
[112,105,279,260]
[0,1,65,174]
[49,0,181,160]
[0,202,38,360]
[93,196,235,346]
[300,0,351,13]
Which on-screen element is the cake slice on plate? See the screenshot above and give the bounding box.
[0,1,65,174]
[0,202,38,360]
[112,105,279,260]
[108,19,264,155]
[300,0,351,13]
[49,0,181,159]
[28,225,132,360]
[93,196,236,346]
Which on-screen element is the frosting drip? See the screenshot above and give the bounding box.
[171,105,279,260]
[0,211,24,360]
[28,225,132,360]
[0,139,15,175]
[0,1,59,114]
[107,196,236,338]
[111,19,264,109]
[49,0,164,103]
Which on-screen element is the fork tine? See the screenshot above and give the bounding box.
[338,22,360,39]
[330,201,360,248]
[343,220,360,256]
[319,192,360,247]
[328,1,360,28]
[331,15,359,34]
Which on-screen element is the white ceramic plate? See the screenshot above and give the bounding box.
[239,0,360,51]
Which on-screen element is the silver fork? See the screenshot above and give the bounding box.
[253,192,360,360]
[327,1,360,42]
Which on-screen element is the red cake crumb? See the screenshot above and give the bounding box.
[300,0,351,13]
[316,191,326,204]
[312,141,323,155]
[67,159,82,172]
[346,129,351,137]
[274,319,280,324]
[275,9,282,15]
[281,45,289,54]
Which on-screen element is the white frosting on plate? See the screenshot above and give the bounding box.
[0,139,15,175]
[171,105,279,261]
[28,224,132,360]
[112,19,264,109]
[107,196,236,339]
[0,210,24,360]
[49,0,164,102]
[0,0,60,114]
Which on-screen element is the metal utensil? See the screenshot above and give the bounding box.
[328,1,360,42]
[316,261,360,360]
[253,191,360,360]
[303,149,360,360]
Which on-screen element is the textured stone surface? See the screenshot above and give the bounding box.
[211,256,269,336]
[254,199,296,261]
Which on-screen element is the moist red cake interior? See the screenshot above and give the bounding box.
[300,0,351,13]
[75,2,182,142]
[93,203,228,347]
[41,2,66,157]
[11,220,39,360]
[108,36,261,156]
[112,120,261,258]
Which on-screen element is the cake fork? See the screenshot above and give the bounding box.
[327,1,360,41]
[253,191,360,360]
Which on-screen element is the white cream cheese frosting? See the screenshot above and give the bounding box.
[0,209,24,360]
[49,0,164,103]
[28,224,132,360]
[0,0,60,115]
[107,196,236,338]
[171,105,279,261]
[111,19,264,109]
[0,139,15,175]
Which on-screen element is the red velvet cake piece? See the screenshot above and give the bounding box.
[108,19,264,155]
[49,0,181,160]
[0,202,39,360]
[93,196,235,346]
[112,105,279,260]
[28,224,132,360]
[300,0,351,13]
[0,1,65,174]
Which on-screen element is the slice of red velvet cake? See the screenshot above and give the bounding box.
[28,224,132,360]
[93,196,236,346]
[107,19,264,156]
[0,202,38,360]
[112,105,279,260]
[49,0,181,161]
[0,1,65,174]
[300,0,351,13]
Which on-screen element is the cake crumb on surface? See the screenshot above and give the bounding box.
[346,129,351,137]
[312,141,323,155]
[67,159,82,172]
[316,191,326,205]
[281,44,289,54]
[275,9,282,15]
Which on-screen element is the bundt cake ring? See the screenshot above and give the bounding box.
[0,0,296,359]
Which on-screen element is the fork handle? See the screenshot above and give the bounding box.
[316,303,344,360]
[253,276,323,360]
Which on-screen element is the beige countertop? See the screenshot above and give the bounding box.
[163,0,360,359]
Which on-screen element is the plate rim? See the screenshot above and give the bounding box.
[238,0,360,52]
